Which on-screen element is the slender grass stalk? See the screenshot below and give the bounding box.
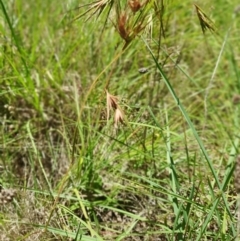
[204,29,230,121]
[142,36,235,234]
[26,121,54,197]
[164,105,182,240]
[59,204,104,240]
[74,188,96,237]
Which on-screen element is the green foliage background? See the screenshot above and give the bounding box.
[1,0,240,240]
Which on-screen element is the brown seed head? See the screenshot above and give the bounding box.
[106,90,119,120]
[114,108,124,128]
[128,0,141,13]
[106,90,125,128]
[118,13,129,41]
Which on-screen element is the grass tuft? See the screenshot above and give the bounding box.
[1,0,240,240]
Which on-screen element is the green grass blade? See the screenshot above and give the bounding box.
[0,0,29,75]
[142,36,233,220]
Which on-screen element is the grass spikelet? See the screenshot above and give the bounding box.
[194,4,217,34]
[73,0,109,21]
[128,0,142,13]
[106,89,124,128]
[117,12,131,42]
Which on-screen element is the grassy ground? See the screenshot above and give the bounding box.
[1,0,240,240]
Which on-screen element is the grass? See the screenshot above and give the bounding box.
[1,0,240,240]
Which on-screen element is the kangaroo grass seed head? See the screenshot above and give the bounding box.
[128,0,142,13]
[106,89,125,128]
[114,108,124,128]
[106,89,119,121]
[73,0,109,21]
[75,0,152,48]
[194,4,217,34]
[117,12,131,42]
[106,90,118,110]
